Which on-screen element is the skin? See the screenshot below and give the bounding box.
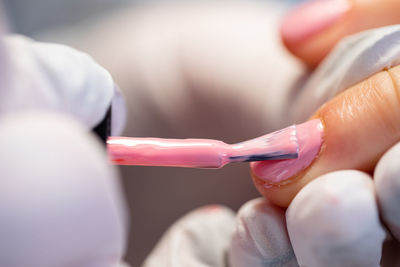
[252,65,400,207]
[254,0,400,207]
[282,0,400,67]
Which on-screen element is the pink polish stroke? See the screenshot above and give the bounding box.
[251,119,323,185]
[107,125,299,168]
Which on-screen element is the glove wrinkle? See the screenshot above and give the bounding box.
[229,199,299,267]
[142,206,235,267]
[0,35,117,129]
[290,25,400,122]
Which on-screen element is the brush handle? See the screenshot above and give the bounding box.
[107,125,298,168]
[107,137,230,168]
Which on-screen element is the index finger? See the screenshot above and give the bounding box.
[251,65,400,207]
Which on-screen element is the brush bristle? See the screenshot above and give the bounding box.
[228,125,299,162]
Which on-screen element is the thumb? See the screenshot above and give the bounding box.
[281,0,400,67]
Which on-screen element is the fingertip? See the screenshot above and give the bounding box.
[280,0,352,67]
[143,205,235,267]
[287,171,385,267]
[252,68,400,208]
[281,0,400,67]
[280,0,351,44]
[229,198,296,267]
[374,142,400,240]
[281,34,334,68]
[251,166,313,208]
[250,119,324,207]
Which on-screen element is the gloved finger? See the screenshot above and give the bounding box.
[228,198,298,267]
[281,0,400,67]
[0,111,128,267]
[290,25,400,122]
[374,141,400,240]
[287,170,385,267]
[142,205,235,267]
[252,64,400,207]
[0,35,126,133]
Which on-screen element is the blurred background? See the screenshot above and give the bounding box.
[3,0,305,35]
[2,0,306,265]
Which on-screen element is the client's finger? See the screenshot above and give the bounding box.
[228,198,298,267]
[287,171,385,267]
[281,0,400,67]
[375,142,400,240]
[0,112,127,267]
[252,65,400,207]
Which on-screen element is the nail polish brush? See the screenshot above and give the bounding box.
[107,124,299,168]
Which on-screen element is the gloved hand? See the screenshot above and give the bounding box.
[35,2,400,265]
[3,1,400,267]
[0,34,126,135]
[143,24,400,267]
[0,111,129,267]
[0,25,129,266]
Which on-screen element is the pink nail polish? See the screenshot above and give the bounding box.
[251,119,323,185]
[281,0,351,44]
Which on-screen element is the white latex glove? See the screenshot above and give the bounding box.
[0,20,128,266]
[0,111,129,267]
[143,25,400,267]
[0,34,126,135]
[11,2,400,266]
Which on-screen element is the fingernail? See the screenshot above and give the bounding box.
[251,119,323,185]
[281,0,351,44]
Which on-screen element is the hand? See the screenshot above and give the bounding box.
[0,111,129,267]
[252,25,400,207]
[0,33,129,266]
[251,3,400,266]
[7,1,400,266]
[143,24,400,267]
[0,34,125,134]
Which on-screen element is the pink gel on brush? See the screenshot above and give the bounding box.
[252,119,324,185]
[107,125,300,168]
